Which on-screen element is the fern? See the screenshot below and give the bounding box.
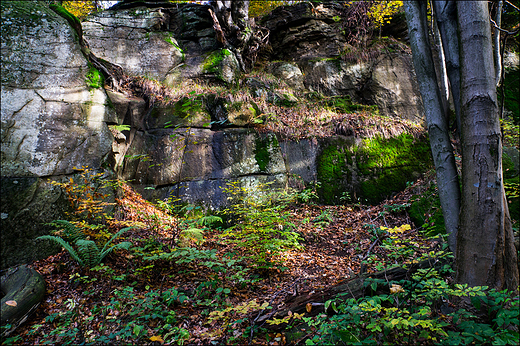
[76,239,101,267]
[197,215,223,228]
[37,226,134,267]
[47,220,86,242]
[99,241,132,262]
[179,228,205,246]
[36,235,84,266]
[100,227,133,252]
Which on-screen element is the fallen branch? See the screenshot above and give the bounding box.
[260,256,447,329]
[1,266,46,336]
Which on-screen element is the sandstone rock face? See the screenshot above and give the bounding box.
[267,62,305,90]
[261,2,423,122]
[1,1,433,270]
[300,54,423,122]
[1,1,114,269]
[260,2,348,62]
[83,7,185,81]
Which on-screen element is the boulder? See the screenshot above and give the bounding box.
[267,62,305,91]
[1,1,114,269]
[260,2,348,61]
[300,53,423,122]
[82,6,185,81]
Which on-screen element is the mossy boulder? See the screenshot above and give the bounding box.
[355,133,432,204]
[202,48,240,84]
[147,95,211,129]
[316,133,432,205]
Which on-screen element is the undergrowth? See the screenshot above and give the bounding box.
[2,174,519,346]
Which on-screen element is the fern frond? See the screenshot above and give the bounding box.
[179,228,205,246]
[48,220,86,242]
[76,239,100,267]
[197,215,223,228]
[99,241,132,262]
[100,227,134,253]
[36,235,83,266]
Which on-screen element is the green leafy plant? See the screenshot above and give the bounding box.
[50,166,115,224]
[303,273,519,345]
[37,221,133,267]
[219,181,303,270]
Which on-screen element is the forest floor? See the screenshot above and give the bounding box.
[4,173,515,345]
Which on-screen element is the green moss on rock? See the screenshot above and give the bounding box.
[356,133,431,204]
[85,63,104,89]
[203,48,231,75]
[316,133,432,205]
[255,134,279,173]
[316,141,352,204]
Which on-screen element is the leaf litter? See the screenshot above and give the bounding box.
[11,177,441,345]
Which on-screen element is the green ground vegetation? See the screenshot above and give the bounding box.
[3,174,518,345]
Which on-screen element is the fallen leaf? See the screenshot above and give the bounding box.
[149,335,164,344]
[306,303,312,313]
[5,300,17,307]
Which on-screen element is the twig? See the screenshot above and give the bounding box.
[490,18,520,35]
[362,238,380,261]
[249,278,302,344]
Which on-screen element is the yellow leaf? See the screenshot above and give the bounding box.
[5,300,17,307]
[306,303,312,313]
[390,284,405,294]
[149,335,164,344]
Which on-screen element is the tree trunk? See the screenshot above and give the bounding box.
[456,1,519,291]
[494,0,503,87]
[433,0,462,137]
[404,1,460,253]
[210,0,252,72]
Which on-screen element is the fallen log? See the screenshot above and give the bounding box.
[258,257,447,327]
[1,266,46,336]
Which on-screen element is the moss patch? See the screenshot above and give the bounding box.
[316,133,432,205]
[85,63,104,89]
[356,133,432,204]
[316,140,353,205]
[254,134,279,173]
[202,49,231,75]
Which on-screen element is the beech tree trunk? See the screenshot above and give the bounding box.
[455,1,519,290]
[432,0,462,137]
[403,1,460,253]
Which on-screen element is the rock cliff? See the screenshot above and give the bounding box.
[1,1,430,269]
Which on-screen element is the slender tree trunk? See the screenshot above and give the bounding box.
[404,1,460,253]
[432,17,450,117]
[494,0,503,87]
[432,0,462,138]
[456,1,519,290]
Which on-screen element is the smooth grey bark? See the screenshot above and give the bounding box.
[494,0,503,87]
[404,1,460,253]
[432,0,462,137]
[432,16,449,117]
[456,1,518,290]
